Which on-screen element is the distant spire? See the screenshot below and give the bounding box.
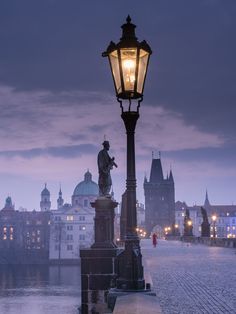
[144,173,148,183]
[84,170,92,182]
[57,184,64,209]
[169,169,174,182]
[149,158,164,183]
[152,151,154,159]
[204,189,210,207]
[159,151,161,159]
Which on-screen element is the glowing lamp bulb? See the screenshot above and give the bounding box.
[123,59,135,69]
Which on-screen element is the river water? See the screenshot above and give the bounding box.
[0,265,81,314]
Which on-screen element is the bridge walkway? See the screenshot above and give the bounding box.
[141,239,236,314]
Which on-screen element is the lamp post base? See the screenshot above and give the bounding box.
[107,288,156,312]
[116,238,145,290]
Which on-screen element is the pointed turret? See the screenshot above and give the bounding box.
[84,170,92,182]
[204,190,210,207]
[149,158,164,183]
[144,174,148,184]
[57,185,64,209]
[169,169,174,182]
[40,183,51,211]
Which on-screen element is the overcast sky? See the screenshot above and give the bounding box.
[0,0,236,210]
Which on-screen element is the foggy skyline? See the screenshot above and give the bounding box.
[0,0,236,209]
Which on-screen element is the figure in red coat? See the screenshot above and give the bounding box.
[152,233,157,248]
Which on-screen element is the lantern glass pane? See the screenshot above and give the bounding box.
[109,50,122,94]
[137,49,149,94]
[120,48,137,92]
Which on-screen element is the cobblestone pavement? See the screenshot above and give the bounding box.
[141,239,236,314]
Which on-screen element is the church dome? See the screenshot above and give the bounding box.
[73,171,98,196]
[2,196,14,211]
[41,184,50,196]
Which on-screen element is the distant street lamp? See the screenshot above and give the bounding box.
[173,223,180,236]
[212,214,217,239]
[187,220,192,227]
[103,16,152,290]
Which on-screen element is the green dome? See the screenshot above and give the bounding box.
[73,171,98,196]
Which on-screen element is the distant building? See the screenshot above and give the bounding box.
[0,196,50,264]
[0,197,20,250]
[21,210,51,250]
[175,191,236,238]
[0,170,121,264]
[49,170,99,263]
[144,157,175,235]
[137,202,145,227]
[227,214,236,238]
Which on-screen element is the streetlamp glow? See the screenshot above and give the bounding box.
[103,15,152,101]
[212,215,217,222]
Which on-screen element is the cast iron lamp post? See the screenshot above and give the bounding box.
[103,16,152,290]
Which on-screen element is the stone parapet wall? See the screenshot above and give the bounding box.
[180,236,236,248]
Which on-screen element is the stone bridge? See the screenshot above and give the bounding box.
[141,239,236,314]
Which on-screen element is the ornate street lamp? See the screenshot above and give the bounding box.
[102,15,151,102]
[103,16,152,290]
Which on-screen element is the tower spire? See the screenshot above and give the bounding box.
[169,169,174,182]
[57,184,64,209]
[204,189,210,207]
[149,158,164,182]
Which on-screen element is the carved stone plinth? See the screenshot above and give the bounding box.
[91,197,118,249]
[80,248,119,314]
[201,222,210,237]
[79,197,118,313]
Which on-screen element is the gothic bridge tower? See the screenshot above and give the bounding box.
[144,157,175,235]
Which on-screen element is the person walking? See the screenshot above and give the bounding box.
[152,233,157,248]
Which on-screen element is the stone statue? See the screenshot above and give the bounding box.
[201,207,209,223]
[200,206,210,237]
[97,141,117,197]
[183,208,193,236]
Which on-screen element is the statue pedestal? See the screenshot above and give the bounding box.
[91,197,118,249]
[201,222,210,237]
[80,197,119,313]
